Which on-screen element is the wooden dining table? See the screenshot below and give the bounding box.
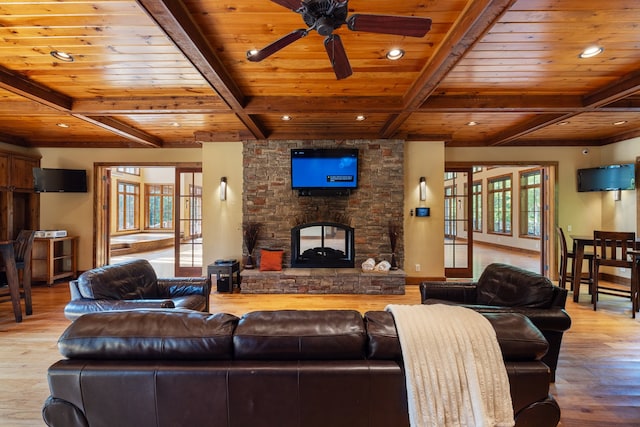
[571,234,640,303]
[0,240,22,322]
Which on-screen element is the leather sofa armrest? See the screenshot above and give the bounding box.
[63,299,175,321]
[550,287,568,309]
[157,277,211,298]
[68,280,82,301]
[419,281,478,304]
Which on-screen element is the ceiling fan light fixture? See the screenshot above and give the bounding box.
[386,48,405,60]
[579,46,603,58]
[50,50,74,62]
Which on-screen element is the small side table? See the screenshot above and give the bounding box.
[207,261,240,293]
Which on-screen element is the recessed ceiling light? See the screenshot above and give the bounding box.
[56,123,69,128]
[557,121,570,126]
[50,50,74,62]
[386,49,405,61]
[281,115,292,121]
[171,122,181,127]
[466,121,478,126]
[613,120,627,126]
[579,46,603,59]
[356,115,366,121]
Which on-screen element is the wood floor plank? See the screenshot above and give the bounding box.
[1,280,639,426]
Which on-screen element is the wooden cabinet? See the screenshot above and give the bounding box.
[0,150,40,240]
[0,151,39,192]
[11,155,39,192]
[31,236,78,285]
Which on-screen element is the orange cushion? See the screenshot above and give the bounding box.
[259,249,283,271]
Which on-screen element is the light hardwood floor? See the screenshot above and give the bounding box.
[1,276,639,426]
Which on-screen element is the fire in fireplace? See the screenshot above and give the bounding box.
[291,222,355,268]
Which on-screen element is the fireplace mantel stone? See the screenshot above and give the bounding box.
[240,268,405,294]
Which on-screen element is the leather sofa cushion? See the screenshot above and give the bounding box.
[365,310,548,362]
[477,263,555,308]
[58,310,239,360]
[234,310,366,360]
[76,259,160,300]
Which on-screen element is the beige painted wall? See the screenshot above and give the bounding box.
[445,145,608,238]
[404,141,445,278]
[33,140,638,279]
[37,147,202,271]
[201,142,244,269]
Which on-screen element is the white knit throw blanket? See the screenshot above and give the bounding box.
[386,304,514,427]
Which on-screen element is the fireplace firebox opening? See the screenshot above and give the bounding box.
[291,222,355,268]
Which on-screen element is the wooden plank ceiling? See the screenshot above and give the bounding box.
[0,0,639,148]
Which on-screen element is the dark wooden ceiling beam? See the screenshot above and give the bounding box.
[73,97,231,115]
[488,114,573,146]
[76,116,163,147]
[195,130,254,142]
[244,96,406,114]
[0,65,168,147]
[583,70,640,109]
[380,0,517,138]
[136,0,267,140]
[0,131,28,147]
[420,95,583,112]
[486,69,640,145]
[0,66,72,111]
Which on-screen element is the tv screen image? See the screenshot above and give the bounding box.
[33,168,88,193]
[577,163,636,192]
[291,148,358,190]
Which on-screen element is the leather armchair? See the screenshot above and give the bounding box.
[420,262,571,382]
[63,259,211,321]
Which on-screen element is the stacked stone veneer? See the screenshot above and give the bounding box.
[242,139,405,294]
[241,268,406,294]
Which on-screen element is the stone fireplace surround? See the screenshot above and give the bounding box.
[242,139,405,294]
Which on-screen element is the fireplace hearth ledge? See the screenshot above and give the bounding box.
[240,268,406,294]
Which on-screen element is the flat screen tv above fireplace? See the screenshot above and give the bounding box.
[291,148,358,196]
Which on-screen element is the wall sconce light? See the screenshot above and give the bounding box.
[220,177,227,201]
[419,177,426,201]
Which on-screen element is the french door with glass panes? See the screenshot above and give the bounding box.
[174,168,203,276]
[444,168,473,278]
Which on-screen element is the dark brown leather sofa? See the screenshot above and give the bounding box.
[43,308,561,427]
[63,259,211,320]
[419,263,572,382]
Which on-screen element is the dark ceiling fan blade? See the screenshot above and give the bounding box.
[324,34,352,80]
[247,29,308,62]
[347,14,432,37]
[269,0,303,11]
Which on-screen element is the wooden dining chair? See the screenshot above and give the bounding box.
[592,230,637,317]
[13,230,36,315]
[556,226,594,291]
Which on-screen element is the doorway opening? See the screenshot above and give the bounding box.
[94,163,203,277]
[444,163,557,280]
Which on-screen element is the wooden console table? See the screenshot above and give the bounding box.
[31,236,78,285]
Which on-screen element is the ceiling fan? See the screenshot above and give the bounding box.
[246,0,432,80]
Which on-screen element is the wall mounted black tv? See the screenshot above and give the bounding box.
[33,168,88,193]
[577,163,636,192]
[291,148,358,196]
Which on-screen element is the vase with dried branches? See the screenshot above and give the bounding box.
[388,222,400,270]
[243,222,261,269]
